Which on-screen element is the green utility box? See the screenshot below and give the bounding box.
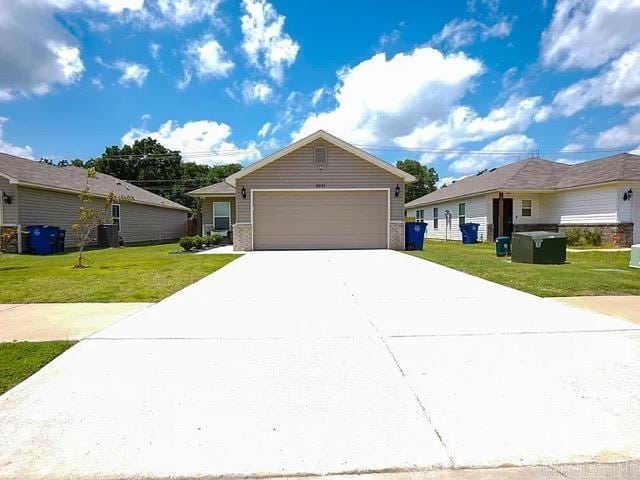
[630,244,640,269]
[495,236,511,257]
[511,231,566,264]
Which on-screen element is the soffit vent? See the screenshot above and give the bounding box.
[314,147,328,168]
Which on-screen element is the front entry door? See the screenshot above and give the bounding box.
[492,198,514,239]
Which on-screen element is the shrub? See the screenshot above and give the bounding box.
[201,235,213,247]
[178,236,195,252]
[210,234,224,245]
[583,228,602,246]
[192,236,204,250]
[564,227,603,247]
[564,228,583,246]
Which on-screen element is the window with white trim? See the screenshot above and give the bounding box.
[111,203,121,231]
[433,207,439,229]
[458,203,466,225]
[522,199,532,217]
[416,209,425,222]
[213,202,231,231]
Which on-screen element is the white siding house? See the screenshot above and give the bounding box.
[405,154,640,246]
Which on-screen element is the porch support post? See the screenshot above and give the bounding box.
[17,225,22,254]
[498,192,504,237]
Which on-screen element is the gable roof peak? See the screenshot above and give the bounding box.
[226,130,416,185]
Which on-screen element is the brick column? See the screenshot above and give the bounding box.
[233,224,252,251]
[389,222,405,251]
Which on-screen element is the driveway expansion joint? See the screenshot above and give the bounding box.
[325,256,456,468]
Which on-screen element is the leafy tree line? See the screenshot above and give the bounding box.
[46,138,241,211]
[395,159,439,202]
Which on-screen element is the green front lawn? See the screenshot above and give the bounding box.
[0,341,75,395]
[0,244,239,303]
[408,241,640,297]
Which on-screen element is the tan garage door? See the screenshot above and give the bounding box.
[253,190,388,250]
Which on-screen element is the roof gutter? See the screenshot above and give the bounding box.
[405,188,559,208]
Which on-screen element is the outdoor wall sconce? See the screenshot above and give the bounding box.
[623,189,633,201]
[394,184,401,197]
[241,186,247,199]
[1,192,11,204]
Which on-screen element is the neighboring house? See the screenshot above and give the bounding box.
[405,154,640,246]
[186,180,236,241]
[0,152,189,252]
[188,130,415,251]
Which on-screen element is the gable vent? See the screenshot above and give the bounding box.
[314,147,328,167]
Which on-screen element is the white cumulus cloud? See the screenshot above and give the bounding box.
[241,0,299,82]
[294,47,485,144]
[121,120,261,165]
[115,61,149,87]
[449,134,537,174]
[179,36,234,89]
[396,96,542,151]
[0,117,34,158]
[118,0,221,28]
[594,113,640,149]
[541,0,640,70]
[550,45,640,116]
[258,122,272,137]
[242,80,273,103]
[430,18,513,49]
[0,2,85,101]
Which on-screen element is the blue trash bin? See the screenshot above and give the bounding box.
[459,223,479,244]
[405,222,427,250]
[27,225,59,255]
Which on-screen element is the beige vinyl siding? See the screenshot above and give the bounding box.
[253,190,388,250]
[18,186,95,247]
[18,186,187,248]
[118,202,187,244]
[0,176,18,225]
[201,196,236,234]
[235,139,404,223]
[407,194,488,241]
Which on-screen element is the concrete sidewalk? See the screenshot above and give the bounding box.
[551,296,640,325]
[0,303,151,341]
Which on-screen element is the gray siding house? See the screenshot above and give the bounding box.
[405,154,640,246]
[0,153,189,252]
[189,130,415,251]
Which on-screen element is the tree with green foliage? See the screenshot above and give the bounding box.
[395,159,439,202]
[72,168,131,268]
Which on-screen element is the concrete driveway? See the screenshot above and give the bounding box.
[1,250,640,479]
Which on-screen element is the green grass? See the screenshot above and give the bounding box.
[0,244,239,303]
[408,240,640,297]
[0,341,75,395]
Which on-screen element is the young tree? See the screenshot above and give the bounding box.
[395,159,439,202]
[72,168,130,268]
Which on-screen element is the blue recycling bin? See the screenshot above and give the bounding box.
[459,223,479,244]
[27,225,59,255]
[405,222,427,250]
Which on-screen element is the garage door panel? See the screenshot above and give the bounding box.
[253,191,388,250]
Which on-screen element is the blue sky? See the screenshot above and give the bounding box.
[1,0,640,184]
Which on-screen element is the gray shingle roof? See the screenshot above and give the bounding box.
[187,181,235,196]
[0,152,189,211]
[406,153,640,208]
[555,153,640,188]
